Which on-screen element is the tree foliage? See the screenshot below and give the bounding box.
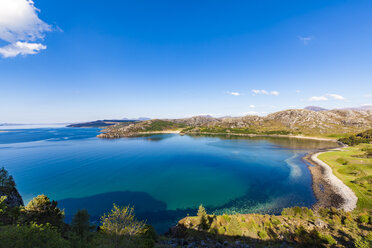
[339,129,372,146]
[197,204,209,230]
[22,194,65,229]
[71,209,94,240]
[0,223,69,248]
[101,204,145,236]
[0,167,16,192]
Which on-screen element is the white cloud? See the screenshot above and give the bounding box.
[365,94,372,98]
[326,94,345,100]
[309,96,328,101]
[249,104,255,108]
[270,91,279,96]
[252,89,279,96]
[308,93,345,102]
[228,92,241,96]
[0,41,46,58]
[296,90,301,93]
[299,36,313,45]
[0,0,51,58]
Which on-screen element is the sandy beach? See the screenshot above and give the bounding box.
[305,150,357,212]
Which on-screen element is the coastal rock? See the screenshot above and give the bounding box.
[314,219,327,228]
[0,187,24,207]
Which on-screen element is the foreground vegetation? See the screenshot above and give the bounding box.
[170,205,371,248]
[338,130,372,146]
[318,144,372,210]
[0,167,157,248]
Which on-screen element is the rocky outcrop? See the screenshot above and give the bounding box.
[0,187,24,207]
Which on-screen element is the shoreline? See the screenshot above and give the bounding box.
[98,129,339,142]
[97,129,357,211]
[304,148,358,212]
[184,131,338,142]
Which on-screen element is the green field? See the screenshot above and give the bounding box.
[318,144,372,211]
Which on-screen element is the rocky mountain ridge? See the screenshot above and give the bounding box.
[98,109,372,138]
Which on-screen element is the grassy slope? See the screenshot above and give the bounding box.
[318,144,372,211]
[172,207,372,247]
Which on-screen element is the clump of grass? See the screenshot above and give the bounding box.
[336,157,348,165]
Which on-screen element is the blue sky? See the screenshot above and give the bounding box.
[0,0,371,123]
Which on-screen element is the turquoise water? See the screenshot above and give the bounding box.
[0,127,338,232]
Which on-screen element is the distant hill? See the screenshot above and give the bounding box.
[304,106,328,111]
[67,120,139,128]
[98,109,372,138]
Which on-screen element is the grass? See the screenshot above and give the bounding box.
[318,144,372,211]
[176,206,372,247]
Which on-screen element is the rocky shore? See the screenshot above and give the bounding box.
[304,149,357,212]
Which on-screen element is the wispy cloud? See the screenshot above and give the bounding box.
[227,91,241,96]
[252,89,279,96]
[326,94,345,100]
[0,0,51,58]
[298,36,313,45]
[365,94,372,98]
[309,96,328,101]
[249,104,255,108]
[308,93,345,102]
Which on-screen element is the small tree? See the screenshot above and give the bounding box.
[197,204,208,230]
[71,209,94,239]
[100,204,146,248]
[101,204,145,236]
[23,195,64,229]
[0,167,16,191]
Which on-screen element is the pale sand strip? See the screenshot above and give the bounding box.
[310,151,357,212]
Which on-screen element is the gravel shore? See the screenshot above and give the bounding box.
[305,150,357,212]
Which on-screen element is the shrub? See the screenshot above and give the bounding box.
[270,217,281,226]
[320,234,337,245]
[22,195,64,229]
[197,204,208,230]
[354,237,370,248]
[101,204,145,236]
[336,157,348,165]
[0,223,68,248]
[217,226,226,235]
[100,204,151,248]
[70,209,95,243]
[226,217,242,236]
[258,230,268,239]
[358,214,369,224]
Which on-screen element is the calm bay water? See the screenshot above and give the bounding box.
[0,127,338,232]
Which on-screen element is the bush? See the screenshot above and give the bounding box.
[358,214,369,224]
[270,217,281,226]
[101,204,145,236]
[354,237,370,248]
[320,234,337,245]
[336,157,348,165]
[99,204,153,247]
[197,204,208,230]
[21,195,65,230]
[226,217,242,236]
[0,223,69,248]
[69,209,95,245]
[258,230,268,239]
